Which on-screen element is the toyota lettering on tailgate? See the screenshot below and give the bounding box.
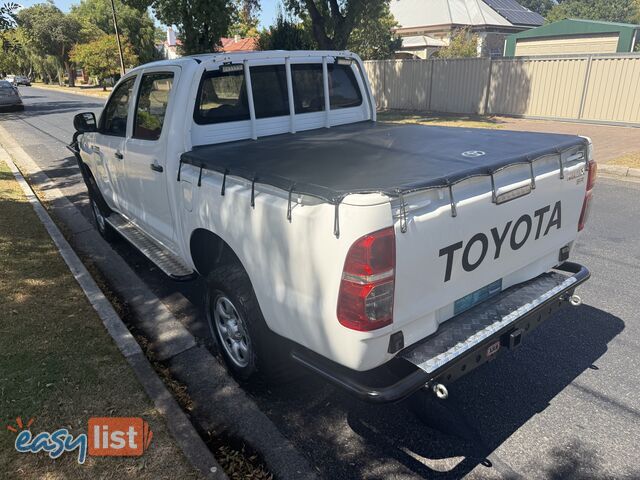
[439,201,562,282]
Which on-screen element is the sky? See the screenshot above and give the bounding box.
[15,0,282,29]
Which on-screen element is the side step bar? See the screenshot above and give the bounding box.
[291,262,590,404]
[106,212,196,281]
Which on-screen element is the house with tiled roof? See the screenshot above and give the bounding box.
[390,0,544,58]
[157,28,258,59]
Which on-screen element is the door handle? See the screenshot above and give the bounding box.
[114,151,124,160]
[91,145,100,153]
[150,163,163,173]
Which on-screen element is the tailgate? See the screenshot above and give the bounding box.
[392,143,589,348]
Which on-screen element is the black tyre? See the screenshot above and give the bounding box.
[205,263,292,383]
[90,195,117,242]
[85,170,117,242]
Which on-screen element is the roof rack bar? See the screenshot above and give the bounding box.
[322,56,331,128]
[244,60,257,140]
[285,57,296,134]
[333,202,340,238]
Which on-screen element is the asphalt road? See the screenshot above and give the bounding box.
[2,86,639,479]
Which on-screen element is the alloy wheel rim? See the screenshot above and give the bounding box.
[213,295,251,368]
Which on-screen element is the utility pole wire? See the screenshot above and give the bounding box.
[110,0,126,76]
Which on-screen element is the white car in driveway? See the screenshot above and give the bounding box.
[70,50,595,402]
[0,80,24,111]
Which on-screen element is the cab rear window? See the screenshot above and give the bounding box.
[194,63,362,125]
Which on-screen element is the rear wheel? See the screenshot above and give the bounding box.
[205,264,292,383]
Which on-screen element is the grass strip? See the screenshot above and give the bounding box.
[0,159,202,479]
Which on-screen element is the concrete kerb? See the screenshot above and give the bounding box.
[0,124,319,480]
[598,164,640,179]
[0,146,224,480]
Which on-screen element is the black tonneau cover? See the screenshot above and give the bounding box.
[181,122,587,204]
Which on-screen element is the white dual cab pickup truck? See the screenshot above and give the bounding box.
[70,50,595,402]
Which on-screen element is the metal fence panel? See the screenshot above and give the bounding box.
[364,54,640,126]
[383,60,431,111]
[581,56,640,124]
[488,57,588,119]
[430,58,491,114]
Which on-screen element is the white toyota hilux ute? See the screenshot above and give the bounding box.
[70,51,595,402]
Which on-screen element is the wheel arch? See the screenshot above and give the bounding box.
[189,228,242,278]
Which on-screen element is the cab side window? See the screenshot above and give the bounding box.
[101,77,136,137]
[134,72,175,141]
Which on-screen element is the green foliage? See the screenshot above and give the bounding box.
[16,3,81,84]
[70,34,138,88]
[517,0,555,16]
[436,27,477,59]
[284,0,387,50]
[229,0,261,38]
[546,0,639,24]
[153,0,233,55]
[257,10,314,50]
[347,1,400,60]
[70,0,159,64]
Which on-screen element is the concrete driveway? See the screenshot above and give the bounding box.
[491,116,639,163]
[1,86,639,479]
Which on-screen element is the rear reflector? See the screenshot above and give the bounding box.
[337,227,395,331]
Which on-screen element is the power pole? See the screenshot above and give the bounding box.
[109,0,126,76]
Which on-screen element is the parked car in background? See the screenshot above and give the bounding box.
[3,75,30,86]
[14,75,31,86]
[0,80,24,111]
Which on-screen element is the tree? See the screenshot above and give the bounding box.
[257,10,314,50]
[142,0,233,55]
[229,0,261,38]
[546,0,639,24]
[284,0,390,50]
[436,27,477,59]
[70,0,158,65]
[346,1,400,60]
[16,4,81,85]
[70,34,138,89]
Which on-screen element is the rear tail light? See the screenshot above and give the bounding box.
[337,227,395,331]
[586,158,597,191]
[579,157,597,232]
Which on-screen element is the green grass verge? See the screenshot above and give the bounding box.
[378,110,503,129]
[608,152,640,169]
[0,159,202,479]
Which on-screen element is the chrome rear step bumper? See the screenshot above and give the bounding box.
[291,262,590,404]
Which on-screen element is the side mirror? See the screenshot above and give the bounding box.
[73,112,97,133]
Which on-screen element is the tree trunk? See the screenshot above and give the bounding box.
[66,62,76,88]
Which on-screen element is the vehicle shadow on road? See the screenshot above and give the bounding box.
[0,100,104,120]
[259,303,624,479]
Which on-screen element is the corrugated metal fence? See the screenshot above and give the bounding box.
[364,54,640,126]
